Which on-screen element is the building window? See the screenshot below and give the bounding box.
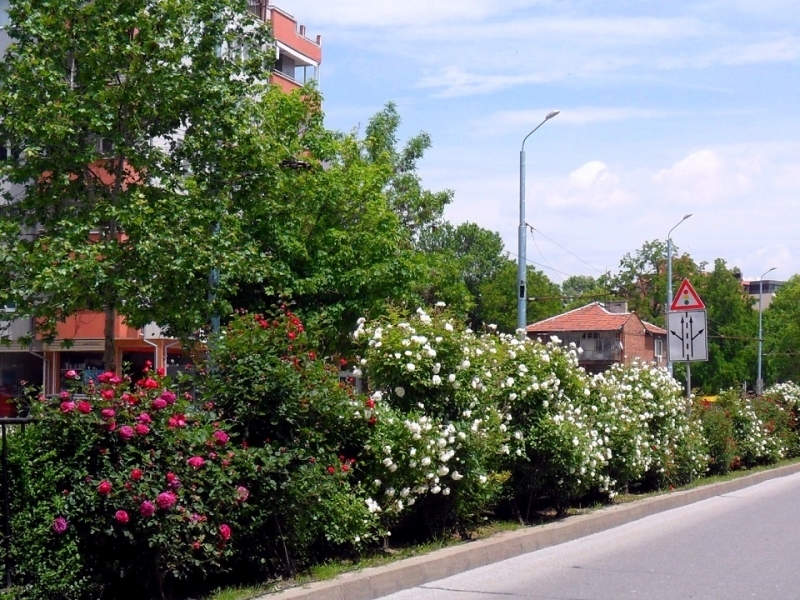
[654,339,664,362]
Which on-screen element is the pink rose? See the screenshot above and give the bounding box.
[139,501,155,517]
[65,369,78,379]
[137,413,152,424]
[59,391,70,399]
[141,378,158,390]
[52,517,68,534]
[219,523,231,541]
[151,398,167,411]
[101,408,115,419]
[156,491,177,510]
[60,401,76,413]
[160,391,176,404]
[114,510,129,524]
[100,389,115,400]
[134,423,150,436]
[213,430,230,446]
[236,486,249,502]
[187,456,205,469]
[97,481,112,495]
[119,425,135,440]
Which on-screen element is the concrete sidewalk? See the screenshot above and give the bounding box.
[262,462,800,600]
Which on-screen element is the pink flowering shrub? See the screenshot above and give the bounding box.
[8,369,255,599]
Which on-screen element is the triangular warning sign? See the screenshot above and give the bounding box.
[670,278,705,311]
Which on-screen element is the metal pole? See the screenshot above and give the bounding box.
[517,110,559,337]
[666,236,673,375]
[757,267,775,395]
[665,214,692,376]
[517,147,526,336]
[686,363,691,401]
[2,422,10,588]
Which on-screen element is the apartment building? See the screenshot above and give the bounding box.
[0,1,321,400]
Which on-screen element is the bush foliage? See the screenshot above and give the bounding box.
[6,308,800,599]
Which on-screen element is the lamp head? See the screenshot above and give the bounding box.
[546,110,560,120]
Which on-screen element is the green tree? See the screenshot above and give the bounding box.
[362,102,454,241]
[417,222,508,327]
[611,240,700,324]
[0,0,273,368]
[686,259,757,393]
[229,95,423,350]
[478,262,561,334]
[764,275,800,384]
[561,274,613,311]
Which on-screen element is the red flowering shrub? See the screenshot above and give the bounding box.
[7,371,256,599]
[201,309,380,573]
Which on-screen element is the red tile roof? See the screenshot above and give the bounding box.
[526,302,666,336]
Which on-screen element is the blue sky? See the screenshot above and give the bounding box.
[276,0,800,285]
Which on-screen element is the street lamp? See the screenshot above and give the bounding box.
[757,266,776,395]
[665,213,692,376]
[518,110,559,336]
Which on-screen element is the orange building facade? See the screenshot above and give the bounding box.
[0,2,321,400]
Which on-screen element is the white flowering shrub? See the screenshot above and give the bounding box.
[354,307,510,535]
[706,390,788,468]
[495,336,611,517]
[762,382,800,457]
[594,361,708,489]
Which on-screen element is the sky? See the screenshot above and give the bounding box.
[275,0,800,286]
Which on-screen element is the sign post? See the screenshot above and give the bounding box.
[667,279,708,399]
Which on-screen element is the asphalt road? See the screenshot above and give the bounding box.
[375,472,800,600]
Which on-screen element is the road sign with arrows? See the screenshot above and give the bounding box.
[667,310,708,362]
[667,278,708,362]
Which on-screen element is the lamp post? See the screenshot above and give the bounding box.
[757,266,776,395]
[665,213,692,376]
[518,110,559,337]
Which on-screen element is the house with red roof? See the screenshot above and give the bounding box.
[526,301,667,373]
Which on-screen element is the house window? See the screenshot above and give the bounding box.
[654,339,664,363]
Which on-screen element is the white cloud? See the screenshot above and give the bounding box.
[540,161,634,210]
[652,149,766,205]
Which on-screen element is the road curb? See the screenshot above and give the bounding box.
[260,462,800,600]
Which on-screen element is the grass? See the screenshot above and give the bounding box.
[204,457,800,600]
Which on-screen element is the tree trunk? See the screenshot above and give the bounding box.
[104,304,116,372]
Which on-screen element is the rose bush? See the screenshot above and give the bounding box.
[593,361,708,490]
[201,308,381,572]
[7,368,252,599]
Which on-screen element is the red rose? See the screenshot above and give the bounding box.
[114,510,129,524]
[101,408,115,419]
[97,481,112,495]
[134,423,150,436]
[341,464,350,472]
[77,401,91,414]
[365,399,375,409]
[219,524,231,541]
[327,466,336,474]
[131,468,143,481]
[100,389,115,400]
[157,367,166,377]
